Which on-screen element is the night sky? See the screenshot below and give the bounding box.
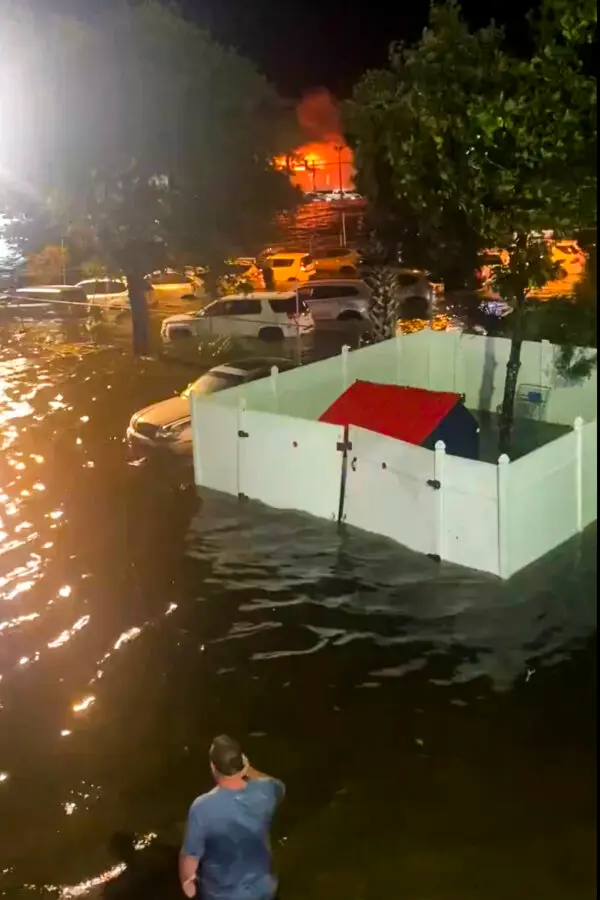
[180,0,534,97]
[46,0,534,97]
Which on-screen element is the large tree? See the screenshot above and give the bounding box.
[0,1,299,353]
[345,0,596,451]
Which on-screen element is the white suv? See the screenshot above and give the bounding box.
[298,271,437,322]
[298,279,371,321]
[160,291,314,343]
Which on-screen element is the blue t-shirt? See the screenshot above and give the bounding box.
[183,778,285,900]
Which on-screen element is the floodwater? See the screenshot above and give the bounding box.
[0,321,596,899]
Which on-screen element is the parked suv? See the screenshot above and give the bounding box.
[298,279,370,321]
[299,271,436,323]
[160,292,314,343]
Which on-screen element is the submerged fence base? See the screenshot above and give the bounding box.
[190,331,597,579]
[191,395,596,579]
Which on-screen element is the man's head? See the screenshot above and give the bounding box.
[209,735,245,780]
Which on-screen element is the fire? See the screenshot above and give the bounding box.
[273,89,355,194]
[274,141,354,193]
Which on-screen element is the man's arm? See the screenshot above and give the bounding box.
[179,803,205,897]
[179,854,199,898]
[243,757,285,803]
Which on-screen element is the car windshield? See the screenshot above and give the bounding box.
[181,371,243,397]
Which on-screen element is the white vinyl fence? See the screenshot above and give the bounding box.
[191,330,597,578]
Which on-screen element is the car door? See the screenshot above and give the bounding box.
[198,299,234,336]
[302,283,350,319]
[81,279,108,307]
[105,279,129,309]
[227,298,264,336]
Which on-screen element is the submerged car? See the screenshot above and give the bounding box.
[0,285,90,319]
[127,357,297,454]
[160,292,314,343]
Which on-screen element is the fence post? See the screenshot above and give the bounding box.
[341,344,350,389]
[434,440,446,562]
[497,453,510,578]
[395,333,403,385]
[270,366,279,413]
[236,397,247,496]
[574,416,584,532]
[540,339,553,387]
[426,327,433,389]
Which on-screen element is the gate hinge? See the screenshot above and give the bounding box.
[426,479,441,490]
[337,440,353,452]
[238,430,249,438]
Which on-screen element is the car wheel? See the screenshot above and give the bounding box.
[340,266,357,277]
[337,310,363,322]
[258,326,284,342]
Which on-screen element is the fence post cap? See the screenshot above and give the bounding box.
[341,344,350,355]
[434,440,446,452]
[498,453,510,465]
[270,365,279,374]
[573,415,584,429]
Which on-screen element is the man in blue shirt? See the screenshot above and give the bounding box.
[180,735,285,900]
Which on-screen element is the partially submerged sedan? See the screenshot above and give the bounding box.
[127,357,296,454]
[0,285,91,319]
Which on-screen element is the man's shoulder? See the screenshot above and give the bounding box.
[189,787,221,813]
[246,777,285,803]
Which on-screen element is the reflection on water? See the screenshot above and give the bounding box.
[0,324,596,899]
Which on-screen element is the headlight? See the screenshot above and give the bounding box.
[156,419,190,441]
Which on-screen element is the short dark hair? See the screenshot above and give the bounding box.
[209,735,244,776]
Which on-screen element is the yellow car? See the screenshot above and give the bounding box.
[312,247,360,277]
[261,251,316,286]
[549,240,586,276]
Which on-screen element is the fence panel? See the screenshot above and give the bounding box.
[581,420,597,528]
[191,397,240,495]
[238,411,344,520]
[504,428,579,576]
[441,454,500,575]
[344,426,439,557]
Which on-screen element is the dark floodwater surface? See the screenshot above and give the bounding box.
[0,325,596,899]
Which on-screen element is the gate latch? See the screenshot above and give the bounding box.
[336,440,353,453]
[426,478,441,490]
[238,430,249,438]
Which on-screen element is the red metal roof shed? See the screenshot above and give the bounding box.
[319,381,479,457]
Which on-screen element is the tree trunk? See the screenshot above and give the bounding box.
[498,299,524,454]
[126,270,151,356]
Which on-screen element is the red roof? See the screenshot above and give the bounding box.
[319,381,461,446]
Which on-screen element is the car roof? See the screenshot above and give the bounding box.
[210,357,296,374]
[14,284,82,293]
[264,251,310,259]
[213,291,296,302]
[78,277,124,284]
[301,278,366,288]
